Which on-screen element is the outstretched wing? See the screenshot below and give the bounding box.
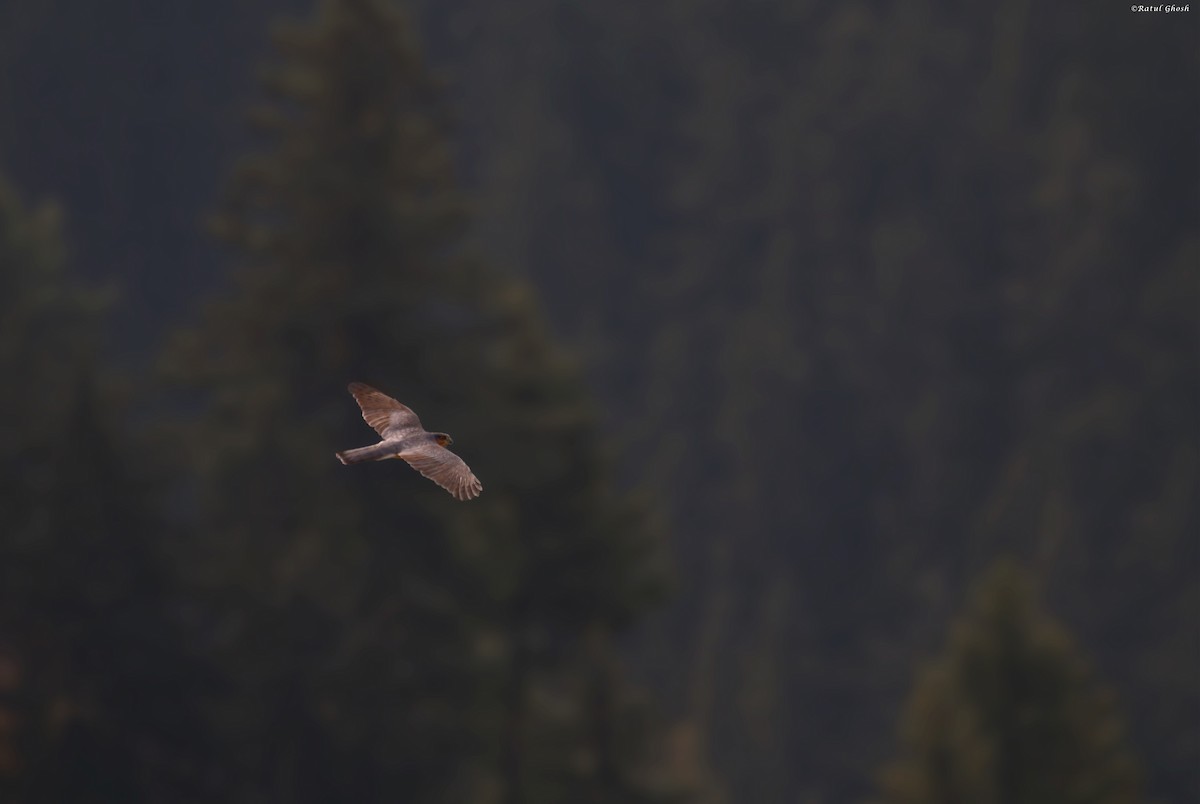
[399,440,483,501]
[347,382,423,438]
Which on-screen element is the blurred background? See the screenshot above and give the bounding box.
[0,1,1196,802]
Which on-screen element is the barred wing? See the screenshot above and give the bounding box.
[400,441,483,501]
[348,382,422,437]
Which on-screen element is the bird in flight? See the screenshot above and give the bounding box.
[335,382,482,501]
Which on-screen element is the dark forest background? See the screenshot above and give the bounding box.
[0,1,1196,802]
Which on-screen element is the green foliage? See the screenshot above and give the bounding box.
[0,173,214,802]
[874,560,1144,804]
[0,1,1192,802]
[401,1,1197,800]
[162,1,677,800]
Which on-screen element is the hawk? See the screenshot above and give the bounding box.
[335,382,483,501]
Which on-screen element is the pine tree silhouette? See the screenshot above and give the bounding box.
[0,173,216,802]
[162,1,680,801]
[873,559,1144,804]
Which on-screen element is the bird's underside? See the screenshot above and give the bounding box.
[334,439,410,464]
[335,382,482,501]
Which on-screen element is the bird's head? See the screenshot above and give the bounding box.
[432,432,454,447]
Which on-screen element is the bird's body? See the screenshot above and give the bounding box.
[336,382,482,501]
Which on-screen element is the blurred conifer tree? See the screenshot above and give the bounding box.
[401,3,1196,800]
[162,1,683,801]
[0,173,216,801]
[872,560,1144,804]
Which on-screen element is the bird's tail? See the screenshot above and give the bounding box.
[335,443,397,465]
